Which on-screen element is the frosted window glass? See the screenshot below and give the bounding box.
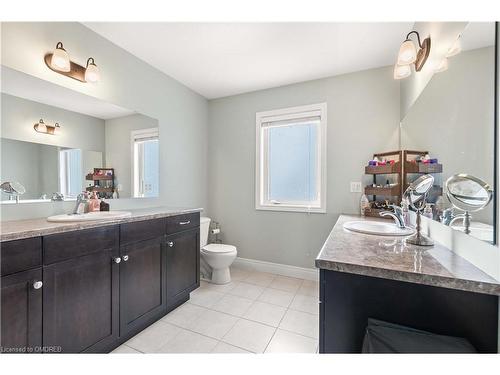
[267,121,318,202]
[142,139,159,198]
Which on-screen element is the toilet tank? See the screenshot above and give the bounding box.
[200,217,211,248]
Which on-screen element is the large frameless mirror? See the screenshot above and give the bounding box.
[400,22,496,244]
[0,67,160,203]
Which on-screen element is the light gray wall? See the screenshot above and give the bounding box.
[1,93,105,152]
[207,66,400,268]
[1,139,41,199]
[1,22,208,220]
[104,114,158,198]
[402,47,495,224]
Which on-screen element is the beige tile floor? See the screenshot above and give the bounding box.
[112,266,319,354]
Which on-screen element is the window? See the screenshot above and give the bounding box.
[132,128,159,198]
[59,148,82,198]
[256,103,327,213]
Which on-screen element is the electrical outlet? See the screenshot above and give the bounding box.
[350,181,362,193]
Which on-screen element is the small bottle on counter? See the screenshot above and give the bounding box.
[360,194,370,216]
[89,192,100,212]
[423,203,433,219]
[401,200,410,227]
[100,199,110,211]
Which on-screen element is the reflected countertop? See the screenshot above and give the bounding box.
[315,215,500,296]
[0,206,203,242]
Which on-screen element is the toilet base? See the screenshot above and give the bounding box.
[211,267,231,284]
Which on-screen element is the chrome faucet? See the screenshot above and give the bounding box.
[379,205,406,229]
[441,208,471,234]
[51,192,64,201]
[72,193,88,214]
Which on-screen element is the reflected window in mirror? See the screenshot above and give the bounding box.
[132,128,159,198]
[59,148,82,199]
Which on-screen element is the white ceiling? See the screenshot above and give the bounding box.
[1,66,135,120]
[85,22,414,99]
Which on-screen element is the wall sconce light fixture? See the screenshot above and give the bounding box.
[45,42,100,83]
[34,119,61,135]
[393,31,431,80]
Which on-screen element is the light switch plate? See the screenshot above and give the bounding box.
[350,181,362,193]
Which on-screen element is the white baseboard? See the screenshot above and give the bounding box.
[232,257,319,281]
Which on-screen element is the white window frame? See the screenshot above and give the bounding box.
[255,103,327,213]
[131,127,159,198]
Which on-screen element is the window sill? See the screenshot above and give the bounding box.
[255,205,326,214]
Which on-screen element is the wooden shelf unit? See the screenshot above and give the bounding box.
[364,150,403,218]
[85,168,115,198]
[363,150,444,218]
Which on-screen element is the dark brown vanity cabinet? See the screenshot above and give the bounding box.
[119,237,166,337]
[0,212,201,353]
[1,268,43,353]
[166,228,200,308]
[0,238,43,353]
[42,227,120,353]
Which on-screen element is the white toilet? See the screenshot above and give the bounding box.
[200,217,237,284]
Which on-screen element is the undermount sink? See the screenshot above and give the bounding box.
[343,220,415,236]
[47,211,132,222]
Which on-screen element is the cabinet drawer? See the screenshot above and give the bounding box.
[120,218,166,245]
[166,213,200,234]
[44,226,119,265]
[1,237,42,276]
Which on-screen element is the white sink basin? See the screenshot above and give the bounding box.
[47,211,132,222]
[343,220,414,236]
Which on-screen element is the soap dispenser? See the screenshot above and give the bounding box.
[360,194,370,216]
[423,203,434,219]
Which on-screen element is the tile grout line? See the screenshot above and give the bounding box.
[126,270,319,353]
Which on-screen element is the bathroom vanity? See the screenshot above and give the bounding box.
[316,215,500,353]
[0,207,201,353]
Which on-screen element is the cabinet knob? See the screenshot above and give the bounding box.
[33,281,43,290]
[122,255,129,262]
[113,257,121,264]
[167,241,174,247]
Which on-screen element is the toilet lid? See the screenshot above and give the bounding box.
[202,244,237,254]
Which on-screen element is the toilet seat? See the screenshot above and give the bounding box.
[202,243,237,254]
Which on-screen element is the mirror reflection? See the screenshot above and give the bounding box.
[0,68,159,202]
[400,22,495,243]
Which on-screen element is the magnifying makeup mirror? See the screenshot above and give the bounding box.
[444,174,493,235]
[403,174,434,246]
[0,181,26,203]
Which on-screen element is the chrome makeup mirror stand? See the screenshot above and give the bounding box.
[444,173,493,235]
[404,174,435,247]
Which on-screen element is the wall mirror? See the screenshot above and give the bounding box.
[400,22,496,243]
[0,67,159,203]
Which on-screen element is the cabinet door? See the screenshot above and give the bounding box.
[43,249,119,353]
[119,237,166,337]
[166,228,200,306]
[1,268,42,353]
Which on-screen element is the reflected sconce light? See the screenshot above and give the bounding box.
[393,31,431,80]
[446,37,462,58]
[45,42,100,83]
[433,58,449,73]
[34,119,61,135]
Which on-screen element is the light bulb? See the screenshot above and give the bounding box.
[85,58,100,83]
[393,64,411,80]
[434,58,448,73]
[36,119,47,133]
[50,42,70,72]
[397,39,417,65]
[446,38,461,58]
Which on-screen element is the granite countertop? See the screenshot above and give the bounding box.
[315,215,500,296]
[0,206,203,242]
